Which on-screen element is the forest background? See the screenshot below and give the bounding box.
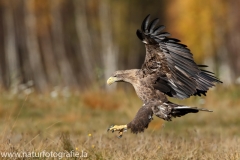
[0,0,239,91]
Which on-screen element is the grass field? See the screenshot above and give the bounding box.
[0,86,240,159]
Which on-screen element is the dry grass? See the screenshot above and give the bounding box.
[0,86,240,159]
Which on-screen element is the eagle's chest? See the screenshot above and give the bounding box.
[132,78,159,104]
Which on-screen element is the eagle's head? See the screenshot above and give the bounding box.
[107,69,139,85]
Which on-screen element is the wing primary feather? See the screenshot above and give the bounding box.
[167,38,181,42]
[141,14,151,32]
[166,42,187,48]
[170,51,198,68]
[152,25,165,35]
[167,44,191,53]
[200,69,214,75]
[156,32,171,37]
[198,64,208,67]
[167,46,193,59]
[148,18,160,34]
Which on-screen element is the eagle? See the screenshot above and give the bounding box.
[107,15,222,138]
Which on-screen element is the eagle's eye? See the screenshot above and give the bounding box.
[113,75,117,77]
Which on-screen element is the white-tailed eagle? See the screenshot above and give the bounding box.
[107,15,222,138]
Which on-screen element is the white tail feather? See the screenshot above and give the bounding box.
[174,106,213,112]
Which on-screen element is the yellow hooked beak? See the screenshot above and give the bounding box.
[107,76,118,85]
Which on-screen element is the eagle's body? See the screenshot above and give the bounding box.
[107,15,222,137]
[119,69,167,104]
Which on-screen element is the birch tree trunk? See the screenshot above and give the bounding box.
[50,0,77,87]
[74,0,94,84]
[3,3,20,92]
[0,3,7,88]
[99,0,118,90]
[14,0,32,85]
[227,0,240,82]
[40,28,60,86]
[24,0,48,92]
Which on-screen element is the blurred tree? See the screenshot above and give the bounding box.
[74,0,94,85]
[3,1,20,90]
[50,0,78,87]
[227,0,240,82]
[36,0,59,87]
[24,0,48,91]
[167,0,240,84]
[99,0,118,90]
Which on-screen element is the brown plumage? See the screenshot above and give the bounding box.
[107,15,222,136]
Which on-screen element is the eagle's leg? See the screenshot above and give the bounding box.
[107,105,153,137]
[107,124,127,138]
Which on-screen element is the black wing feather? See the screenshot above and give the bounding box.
[148,18,159,34]
[152,25,165,35]
[141,15,151,33]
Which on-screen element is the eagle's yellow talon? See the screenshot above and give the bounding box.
[107,125,127,137]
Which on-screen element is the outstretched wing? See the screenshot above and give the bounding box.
[137,15,222,99]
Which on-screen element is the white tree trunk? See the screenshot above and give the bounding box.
[3,4,20,92]
[40,29,59,86]
[74,0,94,83]
[50,0,77,87]
[99,0,118,90]
[24,0,48,91]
